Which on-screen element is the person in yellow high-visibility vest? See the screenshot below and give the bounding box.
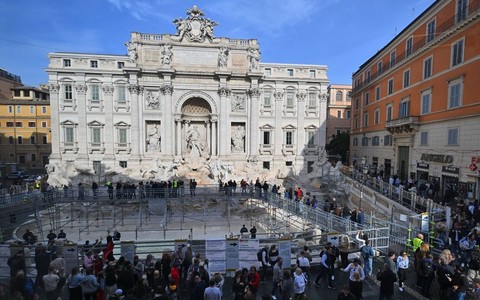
[412,233,424,253]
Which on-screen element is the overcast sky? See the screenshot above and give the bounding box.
[0,0,434,87]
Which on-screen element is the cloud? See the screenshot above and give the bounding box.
[104,0,174,22]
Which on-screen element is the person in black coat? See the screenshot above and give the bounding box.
[190,275,207,300]
[377,263,397,300]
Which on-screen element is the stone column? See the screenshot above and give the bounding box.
[75,83,88,160]
[48,83,61,160]
[211,116,218,156]
[274,91,284,156]
[174,115,182,156]
[296,92,306,157]
[248,88,260,156]
[318,93,328,149]
[102,84,115,161]
[128,84,144,160]
[218,87,231,156]
[160,84,174,156]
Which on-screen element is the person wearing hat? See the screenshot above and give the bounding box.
[111,288,124,300]
[343,258,365,299]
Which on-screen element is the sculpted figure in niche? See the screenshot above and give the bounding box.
[248,48,260,71]
[147,124,161,151]
[218,47,229,68]
[232,125,246,152]
[161,44,173,65]
[146,91,159,109]
[125,41,137,62]
[186,125,203,157]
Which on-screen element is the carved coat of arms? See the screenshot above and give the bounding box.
[173,5,218,43]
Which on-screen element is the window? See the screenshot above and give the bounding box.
[287,69,294,76]
[307,131,315,146]
[372,136,380,146]
[285,131,293,145]
[456,0,468,23]
[374,108,380,125]
[308,92,316,108]
[399,98,410,118]
[15,122,22,127]
[377,61,383,75]
[18,155,26,164]
[65,127,74,143]
[447,128,459,145]
[119,128,127,144]
[93,161,102,174]
[9,136,14,144]
[403,70,410,88]
[8,106,13,113]
[262,90,272,107]
[42,106,47,114]
[421,90,432,115]
[336,110,342,118]
[31,154,36,161]
[63,59,71,67]
[448,78,463,109]
[427,19,436,42]
[386,104,393,121]
[363,112,369,127]
[41,121,47,128]
[362,136,369,146]
[388,79,394,95]
[286,91,294,107]
[375,86,380,101]
[346,110,351,119]
[366,69,371,83]
[29,106,35,114]
[14,90,21,97]
[265,68,271,76]
[353,137,358,146]
[17,136,23,144]
[119,161,127,168]
[90,60,98,68]
[336,91,343,102]
[384,135,393,146]
[30,136,36,144]
[64,84,73,100]
[117,85,127,104]
[420,131,428,146]
[346,91,351,101]
[42,136,48,144]
[16,106,21,113]
[390,51,396,67]
[92,128,101,144]
[309,70,316,78]
[452,38,464,66]
[263,161,270,170]
[423,57,433,79]
[263,131,271,145]
[406,37,413,57]
[355,98,359,110]
[354,117,358,129]
[364,92,370,106]
[91,84,100,102]
[117,62,125,69]
[6,122,14,127]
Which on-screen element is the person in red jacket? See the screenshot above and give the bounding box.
[248,266,260,295]
[169,265,180,286]
[103,235,115,262]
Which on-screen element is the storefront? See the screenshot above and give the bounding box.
[416,162,429,186]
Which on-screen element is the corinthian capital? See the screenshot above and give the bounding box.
[297,93,306,102]
[49,84,60,94]
[248,88,260,97]
[319,93,328,102]
[274,91,284,100]
[128,84,144,95]
[75,84,87,94]
[160,84,173,95]
[102,85,114,94]
[218,87,231,97]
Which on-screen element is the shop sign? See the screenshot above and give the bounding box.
[442,166,459,174]
[417,162,429,169]
[471,156,480,164]
[421,153,453,164]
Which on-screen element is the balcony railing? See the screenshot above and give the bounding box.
[352,0,480,93]
[385,116,419,133]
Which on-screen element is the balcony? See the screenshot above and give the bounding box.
[282,144,295,155]
[89,142,105,154]
[115,142,132,154]
[385,116,418,134]
[259,144,274,155]
[60,142,79,154]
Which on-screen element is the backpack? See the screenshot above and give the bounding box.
[361,245,372,259]
[257,248,267,262]
[24,278,34,296]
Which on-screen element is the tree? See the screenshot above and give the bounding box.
[325,132,350,162]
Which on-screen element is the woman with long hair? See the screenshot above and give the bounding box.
[104,235,115,262]
[66,267,84,300]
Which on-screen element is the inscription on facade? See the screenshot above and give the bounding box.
[421,153,453,164]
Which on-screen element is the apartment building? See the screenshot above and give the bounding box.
[0,85,51,174]
[350,0,480,200]
[326,84,351,139]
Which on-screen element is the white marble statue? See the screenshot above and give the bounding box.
[161,44,173,65]
[147,124,161,151]
[125,41,137,62]
[186,125,203,157]
[232,125,245,152]
[218,47,229,68]
[248,48,260,71]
